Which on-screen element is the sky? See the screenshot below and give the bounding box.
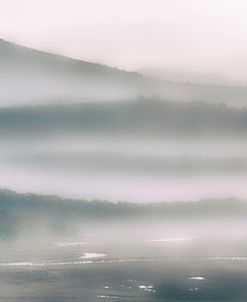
[1,0,247,80]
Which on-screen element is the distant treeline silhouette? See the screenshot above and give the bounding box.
[1,98,247,137]
[0,189,246,241]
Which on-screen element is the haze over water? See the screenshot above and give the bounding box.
[1,1,247,301]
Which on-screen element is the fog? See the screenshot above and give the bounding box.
[1,3,247,300]
[0,98,247,203]
[1,0,247,83]
[1,135,247,203]
[3,39,247,107]
[0,39,147,106]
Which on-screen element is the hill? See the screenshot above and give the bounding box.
[1,39,247,107]
[0,39,156,106]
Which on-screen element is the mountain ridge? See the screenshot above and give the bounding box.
[1,39,247,107]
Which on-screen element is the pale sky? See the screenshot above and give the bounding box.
[1,0,247,80]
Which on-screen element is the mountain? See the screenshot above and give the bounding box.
[1,39,247,107]
[0,39,156,106]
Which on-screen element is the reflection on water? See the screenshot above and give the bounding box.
[1,241,247,301]
[55,241,89,248]
[80,252,108,259]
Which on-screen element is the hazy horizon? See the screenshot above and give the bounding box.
[1,3,247,301]
[1,0,247,84]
